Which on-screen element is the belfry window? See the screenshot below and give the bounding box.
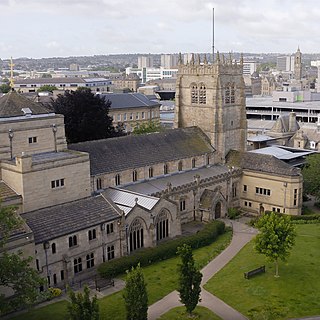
[199,85,206,104]
[191,84,198,104]
[225,83,235,104]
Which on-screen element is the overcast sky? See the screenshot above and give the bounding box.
[1,0,320,59]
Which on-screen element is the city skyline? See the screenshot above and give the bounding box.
[1,0,320,59]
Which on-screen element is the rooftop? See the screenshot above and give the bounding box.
[22,195,121,244]
[69,127,214,176]
[102,187,160,215]
[0,91,51,118]
[101,93,160,109]
[123,165,229,196]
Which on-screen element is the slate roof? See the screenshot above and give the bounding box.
[0,181,20,202]
[0,91,51,118]
[69,127,214,175]
[22,195,121,244]
[124,165,229,196]
[227,150,301,176]
[100,93,160,109]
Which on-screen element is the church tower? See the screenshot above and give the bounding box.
[294,47,302,81]
[174,53,247,163]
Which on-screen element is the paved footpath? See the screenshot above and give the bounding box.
[148,218,257,320]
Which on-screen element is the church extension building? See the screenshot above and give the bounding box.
[0,53,303,291]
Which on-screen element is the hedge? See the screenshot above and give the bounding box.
[98,220,225,279]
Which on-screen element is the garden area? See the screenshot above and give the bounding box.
[205,223,320,319]
[11,229,232,320]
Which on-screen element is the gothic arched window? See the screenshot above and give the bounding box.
[178,161,183,172]
[148,167,154,178]
[115,174,121,186]
[156,210,169,241]
[225,83,231,104]
[199,84,206,104]
[164,163,168,175]
[225,83,235,104]
[129,219,144,252]
[230,83,235,104]
[191,84,198,104]
[132,170,138,182]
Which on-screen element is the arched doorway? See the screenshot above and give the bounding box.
[259,204,265,215]
[215,202,221,219]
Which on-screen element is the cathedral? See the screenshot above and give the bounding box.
[0,53,303,290]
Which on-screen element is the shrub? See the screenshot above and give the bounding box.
[48,287,62,298]
[98,220,225,279]
[227,207,240,220]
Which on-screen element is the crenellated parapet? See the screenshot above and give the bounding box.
[177,52,243,76]
[151,167,242,198]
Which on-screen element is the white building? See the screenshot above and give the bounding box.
[125,67,178,84]
[161,54,178,69]
[242,61,258,76]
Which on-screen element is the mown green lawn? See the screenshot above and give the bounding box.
[204,224,320,320]
[11,231,232,320]
[158,306,222,320]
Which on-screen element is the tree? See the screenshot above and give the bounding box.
[133,121,162,135]
[0,205,44,315]
[254,212,296,277]
[51,88,115,143]
[302,153,320,200]
[37,85,57,92]
[67,285,99,320]
[0,84,10,93]
[123,264,148,320]
[177,244,202,315]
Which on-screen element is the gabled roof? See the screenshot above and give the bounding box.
[22,195,121,244]
[101,93,160,109]
[102,187,160,215]
[227,150,301,176]
[0,91,51,118]
[69,127,214,175]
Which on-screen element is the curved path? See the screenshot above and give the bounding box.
[148,219,257,320]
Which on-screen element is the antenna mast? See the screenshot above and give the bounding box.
[212,8,215,62]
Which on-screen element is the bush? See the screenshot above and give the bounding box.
[98,220,225,279]
[227,207,240,220]
[48,287,62,298]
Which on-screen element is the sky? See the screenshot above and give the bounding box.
[1,0,320,59]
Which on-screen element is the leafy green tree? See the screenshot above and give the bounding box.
[254,212,296,277]
[0,206,44,315]
[177,244,202,315]
[123,264,148,320]
[0,84,10,93]
[51,88,116,143]
[133,121,162,135]
[302,153,320,200]
[41,73,52,78]
[67,285,99,320]
[37,85,57,92]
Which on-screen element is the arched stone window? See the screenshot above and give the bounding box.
[225,83,231,104]
[164,163,168,175]
[199,84,206,104]
[192,158,196,168]
[149,167,154,178]
[129,219,144,252]
[230,83,235,104]
[156,210,169,241]
[115,174,121,186]
[96,178,102,190]
[132,170,138,182]
[191,84,198,104]
[178,161,183,171]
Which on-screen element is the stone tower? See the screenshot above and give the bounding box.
[294,47,302,81]
[174,53,247,163]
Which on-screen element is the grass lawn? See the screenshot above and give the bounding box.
[204,224,320,320]
[11,231,232,320]
[158,306,222,320]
